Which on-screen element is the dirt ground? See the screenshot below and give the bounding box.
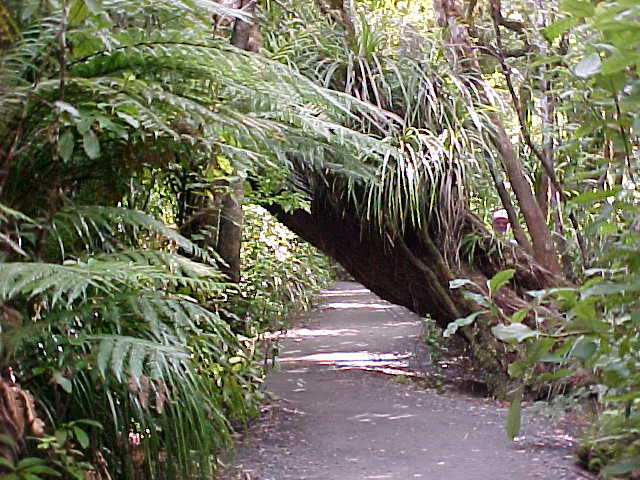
[224,282,594,480]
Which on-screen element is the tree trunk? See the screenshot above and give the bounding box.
[215,178,244,283]
[268,202,461,324]
[213,0,259,282]
[230,0,261,52]
[314,0,355,34]
[0,378,44,467]
[181,0,261,282]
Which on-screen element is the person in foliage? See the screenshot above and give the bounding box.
[491,209,510,235]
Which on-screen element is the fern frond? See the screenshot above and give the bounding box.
[52,206,213,261]
[91,334,189,382]
[0,257,231,307]
[94,250,225,281]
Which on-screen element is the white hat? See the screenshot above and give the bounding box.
[492,209,508,221]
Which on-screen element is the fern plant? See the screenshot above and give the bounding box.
[0,202,262,478]
[0,0,404,218]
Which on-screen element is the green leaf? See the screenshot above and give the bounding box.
[601,53,640,75]
[462,291,490,308]
[58,130,75,162]
[602,361,629,387]
[598,222,617,235]
[549,288,578,308]
[0,457,15,470]
[508,360,527,379]
[604,391,640,403]
[491,323,537,343]
[116,111,140,128]
[582,278,640,297]
[52,371,73,394]
[21,474,42,480]
[526,337,556,363]
[443,311,484,338]
[442,310,486,338]
[15,458,44,469]
[488,269,515,294]
[597,71,627,94]
[97,337,112,377]
[506,386,523,439]
[574,53,602,78]
[570,338,598,363]
[82,130,100,159]
[544,17,578,42]
[75,419,103,429]
[128,343,145,381]
[76,117,93,135]
[568,300,608,333]
[55,429,67,446]
[538,354,565,363]
[510,308,529,323]
[69,0,90,25]
[561,0,595,17]
[111,339,132,381]
[602,458,640,475]
[535,368,574,382]
[73,426,90,449]
[54,101,80,117]
[24,465,61,476]
[570,187,620,204]
[83,0,101,13]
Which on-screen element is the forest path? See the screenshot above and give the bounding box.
[228,282,590,480]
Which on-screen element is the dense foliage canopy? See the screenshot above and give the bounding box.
[1,0,640,477]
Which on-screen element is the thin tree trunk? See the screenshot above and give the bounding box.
[213,0,260,282]
[231,0,261,52]
[182,0,260,282]
[215,178,243,282]
[485,155,532,251]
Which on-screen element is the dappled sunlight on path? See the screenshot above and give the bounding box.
[319,286,369,296]
[230,281,585,480]
[276,287,420,378]
[279,351,416,377]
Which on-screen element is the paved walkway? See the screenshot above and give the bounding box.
[230,282,589,480]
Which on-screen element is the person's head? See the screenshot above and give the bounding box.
[492,209,510,234]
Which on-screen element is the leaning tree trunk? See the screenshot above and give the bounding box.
[265,181,562,394]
